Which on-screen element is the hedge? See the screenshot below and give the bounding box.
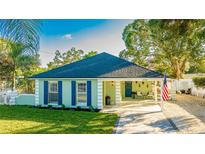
[192,77,205,88]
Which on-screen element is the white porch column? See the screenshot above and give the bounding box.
[115,81,121,104]
[154,81,158,102]
[97,80,103,109]
[35,79,40,106]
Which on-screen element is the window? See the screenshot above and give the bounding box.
[48,81,58,104]
[77,81,87,105]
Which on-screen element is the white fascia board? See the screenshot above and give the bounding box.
[31,77,167,81]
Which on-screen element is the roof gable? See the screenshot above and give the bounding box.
[31,52,163,78]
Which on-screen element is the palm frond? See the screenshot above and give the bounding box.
[0,19,41,54]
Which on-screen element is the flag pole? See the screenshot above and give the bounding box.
[161,73,166,112]
[160,78,164,111]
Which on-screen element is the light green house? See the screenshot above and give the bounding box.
[31,52,165,109]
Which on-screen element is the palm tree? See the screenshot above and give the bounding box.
[0,42,39,90]
[0,19,41,90]
[0,19,41,53]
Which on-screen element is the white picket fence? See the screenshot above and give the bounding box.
[191,87,205,98]
[0,90,18,105]
[0,90,35,105]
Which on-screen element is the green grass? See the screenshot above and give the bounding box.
[0,105,118,134]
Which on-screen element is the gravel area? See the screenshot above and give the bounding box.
[163,94,205,133]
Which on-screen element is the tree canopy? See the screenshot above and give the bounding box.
[120,19,205,79]
[47,47,97,69]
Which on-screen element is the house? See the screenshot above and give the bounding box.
[31,52,166,109]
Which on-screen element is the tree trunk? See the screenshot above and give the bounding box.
[174,58,187,79]
[11,65,16,91]
[174,60,181,80]
[179,58,187,78]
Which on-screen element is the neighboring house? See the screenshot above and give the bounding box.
[31,52,166,109]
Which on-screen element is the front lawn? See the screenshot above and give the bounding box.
[0,105,118,134]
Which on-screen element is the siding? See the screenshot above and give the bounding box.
[63,80,71,107]
[103,81,116,105]
[91,80,98,108]
[38,79,98,108]
[39,80,44,105]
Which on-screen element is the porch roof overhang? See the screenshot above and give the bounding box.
[97,78,169,81]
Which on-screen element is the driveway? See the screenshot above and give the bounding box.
[163,94,205,133]
[101,101,177,134]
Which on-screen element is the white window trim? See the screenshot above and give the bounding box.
[48,81,58,104]
[76,81,87,106]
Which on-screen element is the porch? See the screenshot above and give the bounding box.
[97,79,167,108]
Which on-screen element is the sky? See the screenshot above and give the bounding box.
[39,19,133,67]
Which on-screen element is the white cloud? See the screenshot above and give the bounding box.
[62,34,72,40]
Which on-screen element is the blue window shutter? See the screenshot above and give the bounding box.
[87,81,92,106]
[58,81,62,105]
[44,81,48,105]
[71,81,76,106]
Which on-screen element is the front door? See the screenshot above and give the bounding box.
[125,81,132,97]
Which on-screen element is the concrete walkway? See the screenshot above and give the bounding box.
[101,101,177,134]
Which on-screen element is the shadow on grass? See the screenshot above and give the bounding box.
[0,105,118,134]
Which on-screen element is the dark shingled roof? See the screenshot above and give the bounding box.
[31,52,163,78]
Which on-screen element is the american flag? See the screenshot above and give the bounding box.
[162,74,169,101]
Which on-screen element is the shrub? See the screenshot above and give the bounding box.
[62,104,66,109]
[76,106,81,111]
[89,105,95,112]
[192,77,205,88]
[48,105,52,109]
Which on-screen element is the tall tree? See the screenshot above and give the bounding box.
[121,19,205,79]
[0,20,41,90]
[47,48,97,69]
[83,51,97,59]
[0,42,39,90]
